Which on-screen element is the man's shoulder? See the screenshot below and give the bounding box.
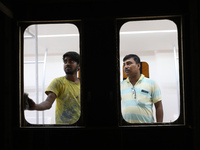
[121,79,126,84]
[142,76,157,85]
[53,76,65,81]
[46,76,65,96]
[121,78,129,85]
[50,76,66,85]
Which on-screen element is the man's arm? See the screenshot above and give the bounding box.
[154,101,163,122]
[27,92,56,111]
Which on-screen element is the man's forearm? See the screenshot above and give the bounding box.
[156,106,163,122]
[27,92,56,111]
[34,101,52,111]
[155,101,163,122]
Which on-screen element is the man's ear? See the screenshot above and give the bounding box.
[77,64,80,71]
[137,63,141,69]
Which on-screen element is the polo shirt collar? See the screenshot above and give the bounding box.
[126,74,145,84]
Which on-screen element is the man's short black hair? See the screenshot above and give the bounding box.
[63,51,80,64]
[123,54,141,64]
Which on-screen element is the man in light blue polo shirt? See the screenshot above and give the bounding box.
[121,54,163,123]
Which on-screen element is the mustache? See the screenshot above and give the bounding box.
[65,65,72,69]
[125,68,129,72]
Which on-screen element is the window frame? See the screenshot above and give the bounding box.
[19,20,84,128]
[116,15,185,127]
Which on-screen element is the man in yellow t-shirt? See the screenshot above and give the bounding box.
[26,51,80,124]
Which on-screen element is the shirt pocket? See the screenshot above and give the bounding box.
[137,89,151,103]
[141,89,150,96]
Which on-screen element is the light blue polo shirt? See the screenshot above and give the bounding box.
[121,74,162,123]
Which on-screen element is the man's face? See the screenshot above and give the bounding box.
[123,58,140,77]
[63,56,79,75]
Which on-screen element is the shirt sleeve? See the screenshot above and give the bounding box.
[45,78,61,97]
[151,82,162,103]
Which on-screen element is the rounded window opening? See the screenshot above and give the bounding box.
[120,19,180,123]
[23,23,80,125]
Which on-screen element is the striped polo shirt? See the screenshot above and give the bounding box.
[121,74,162,123]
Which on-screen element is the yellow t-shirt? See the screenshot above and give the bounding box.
[45,76,80,124]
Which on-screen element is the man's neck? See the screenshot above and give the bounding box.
[129,73,141,86]
[65,74,79,83]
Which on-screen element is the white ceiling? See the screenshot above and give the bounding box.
[120,19,178,56]
[24,20,178,57]
[24,23,80,56]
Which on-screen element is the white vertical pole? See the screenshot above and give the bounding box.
[42,48,48,124]
[35,25,39,124]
